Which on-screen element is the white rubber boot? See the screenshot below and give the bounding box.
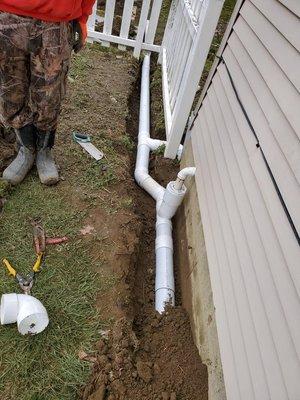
[36,130,59,186]
[2,125,36,185]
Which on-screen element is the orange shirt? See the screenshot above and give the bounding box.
[0,0,96,23]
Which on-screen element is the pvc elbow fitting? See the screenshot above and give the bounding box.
[177,167,196,181]
[1,293,49,335]
[174,167,196,190]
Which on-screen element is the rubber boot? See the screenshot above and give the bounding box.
[36,130,59,185]
[2,125,36,185]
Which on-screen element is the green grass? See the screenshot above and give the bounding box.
[0,179,10,197]
[0,176,113,400]
[65,136,123,198]
[119,134,135,152]
[153,144,166,156]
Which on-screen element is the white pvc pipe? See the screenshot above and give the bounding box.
[134,54,165,202]
[174,167,196,190]
[135,53,195,313]
[155,216,175,312]
[0,293,49,335]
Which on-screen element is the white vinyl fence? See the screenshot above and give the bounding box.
[161,0,225,158]
[88,0,225,159]
[87,0,163,58]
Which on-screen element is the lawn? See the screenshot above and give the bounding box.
[0,45,137,400]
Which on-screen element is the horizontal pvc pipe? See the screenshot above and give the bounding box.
[1,293,49,335]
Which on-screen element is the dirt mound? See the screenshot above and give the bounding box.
[83,307,207,400]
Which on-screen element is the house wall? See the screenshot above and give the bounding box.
[175,138,226,400]
[175,1,300,399]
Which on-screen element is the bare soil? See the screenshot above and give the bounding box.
[80,53,208,399]
[0,45,207,399]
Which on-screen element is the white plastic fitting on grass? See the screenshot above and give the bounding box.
[135,53,195,313]
[0,293,49,335]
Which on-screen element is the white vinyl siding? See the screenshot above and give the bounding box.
[189,0,300,399]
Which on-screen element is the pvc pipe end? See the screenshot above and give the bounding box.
[0,293,18,325]
[18,312,49,335]
[155,288,175,314]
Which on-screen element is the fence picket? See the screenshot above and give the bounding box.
[133,0,152,58]
[145,0,163,44]
[158,0,179,63]
[103,0,117,47]
[118,0,135,50]
[164,0,225,158]
[87,1,98,42]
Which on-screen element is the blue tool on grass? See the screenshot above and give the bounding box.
[73,132,104,161]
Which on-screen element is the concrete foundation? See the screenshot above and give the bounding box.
[175,137,226,400]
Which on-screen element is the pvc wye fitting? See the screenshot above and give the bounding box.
[158,181,187,219]
[1,293,49,335]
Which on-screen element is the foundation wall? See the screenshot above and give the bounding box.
[175,137,226,400]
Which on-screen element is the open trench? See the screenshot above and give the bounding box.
[83,60,208,400]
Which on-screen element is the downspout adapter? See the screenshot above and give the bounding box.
[1,293,49,335]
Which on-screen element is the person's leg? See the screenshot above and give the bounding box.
[30,21,72,185]
[0,13,36,184]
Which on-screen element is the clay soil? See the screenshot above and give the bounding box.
[0,45,207,400]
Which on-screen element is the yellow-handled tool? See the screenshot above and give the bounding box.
[32,252,44,273]
[2,253,44,294]
[2,258,17,277]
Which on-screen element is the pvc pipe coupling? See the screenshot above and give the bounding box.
[1,293,49,335]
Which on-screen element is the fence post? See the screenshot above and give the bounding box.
[133,0,152,58]
[164,0,225,159]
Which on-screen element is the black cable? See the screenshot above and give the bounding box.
[222,58,300,246]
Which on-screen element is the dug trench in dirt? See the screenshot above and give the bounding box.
[0,46,207,399]
[81,58,208,400]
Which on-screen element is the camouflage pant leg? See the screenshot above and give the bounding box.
[0,12,72,131]
[0,13,32,129]
[30,20,73,131]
